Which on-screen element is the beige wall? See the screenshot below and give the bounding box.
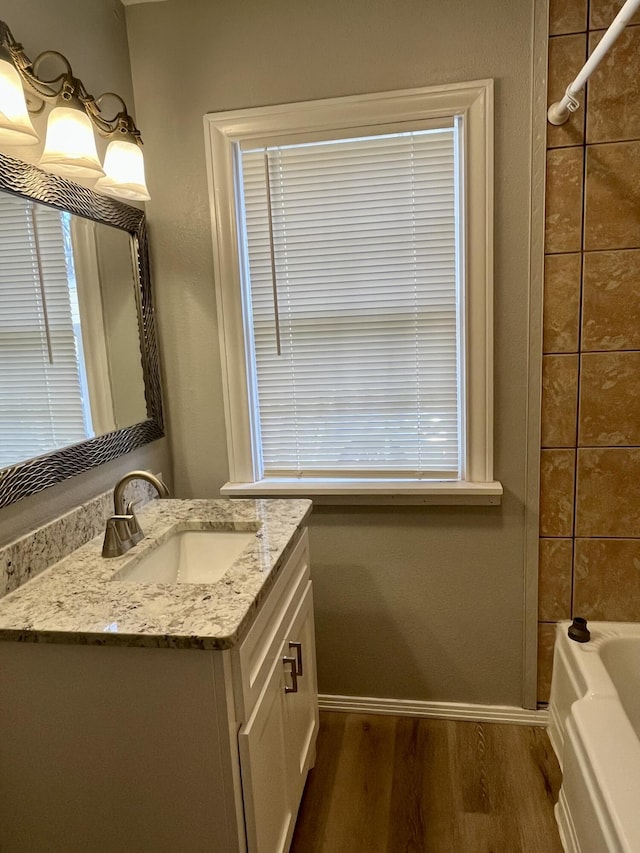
[126,0,539,706]
[0,0,171,546]
[538,0,640,702]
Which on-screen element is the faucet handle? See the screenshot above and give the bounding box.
[102,514,135,558]
[125,500,144,546]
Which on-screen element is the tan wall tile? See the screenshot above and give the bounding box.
[574,538,640,620]
[548,35,587,148]
[579,351,640,445]
[539,539,573,620]
[576,448,640,536]
[589,0,640,29]
[584,141,640,250]
[540,449,576,537]
[587,28,640,143]
[546,148,584,253]
[539,2,640,693]
[550,0,588,34]
[582,250,640,350]
[542,355,579,447]
[537,622,558,704]
[543,253,581,353]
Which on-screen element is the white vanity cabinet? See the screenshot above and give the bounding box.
[238,587,318,852]
[234,529,319,853]
[0,528,318,853]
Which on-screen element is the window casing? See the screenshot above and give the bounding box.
[204,82,501,504]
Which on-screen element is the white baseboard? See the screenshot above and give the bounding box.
[318,694,549,726]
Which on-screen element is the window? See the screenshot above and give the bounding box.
[204,82,501,503]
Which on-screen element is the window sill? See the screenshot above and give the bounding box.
[220,479,503,506]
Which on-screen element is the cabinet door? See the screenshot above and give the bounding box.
[238,640,295,853]
[284,582,319,807]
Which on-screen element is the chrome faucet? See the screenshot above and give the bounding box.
[102,470,170,558]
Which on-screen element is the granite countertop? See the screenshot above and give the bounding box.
[0,499,312,650]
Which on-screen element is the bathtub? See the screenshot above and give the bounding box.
[549,621,640,853]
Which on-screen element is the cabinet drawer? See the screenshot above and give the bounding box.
[232,529,310,721]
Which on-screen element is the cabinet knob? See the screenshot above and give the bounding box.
[289,641,303,676]
[283,655,298,694]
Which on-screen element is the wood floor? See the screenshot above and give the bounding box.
[291,712,563,853]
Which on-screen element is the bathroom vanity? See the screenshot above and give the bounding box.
[0,498,316,853]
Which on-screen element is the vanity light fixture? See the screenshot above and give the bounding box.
[0,19,150,201]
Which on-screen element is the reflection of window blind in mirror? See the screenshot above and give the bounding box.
[0,196,90,467]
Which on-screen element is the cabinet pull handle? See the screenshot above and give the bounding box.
[289,641,303,676]
[283,656,298,694]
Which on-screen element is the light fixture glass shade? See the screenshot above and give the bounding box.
[94,138,150,201]
[38,104,104,178]
[0,55,39,145]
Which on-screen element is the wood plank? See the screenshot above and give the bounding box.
[322,714,396,852]
[386,716,428,852]
[291,712,564,853]
[291,710,346,848]
[387,717,460,853]
[483,722,563,852]
[452,721,493,814]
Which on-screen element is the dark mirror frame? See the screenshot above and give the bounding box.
[0,151,164,509]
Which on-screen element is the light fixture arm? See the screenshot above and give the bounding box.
[94,92,143,145]
[27,51,73,101]
[0,19,143,144]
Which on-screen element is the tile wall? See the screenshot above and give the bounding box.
[539,0,640,701]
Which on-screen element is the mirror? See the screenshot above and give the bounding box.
[0,151,164,508]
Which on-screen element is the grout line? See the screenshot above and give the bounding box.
[543,535,640,540]
[584,139,640,147]
[543,349,640,355]
[548,137,640,150]
[549,22,640,38]
[545,246,640,255]
[588,22,640,33]
[570,19,590,622]
[543,444,640,450]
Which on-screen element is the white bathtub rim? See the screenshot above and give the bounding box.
[558,619,640,649]
[553,621,640,719]
[552,621,640,853]
[570,695,640,852]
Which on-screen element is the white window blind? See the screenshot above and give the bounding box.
[0,195,89,467]
[239,126,461,480]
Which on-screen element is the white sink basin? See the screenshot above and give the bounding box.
[116,529,256,584]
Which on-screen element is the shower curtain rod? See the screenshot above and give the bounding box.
[547,0,640,125]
